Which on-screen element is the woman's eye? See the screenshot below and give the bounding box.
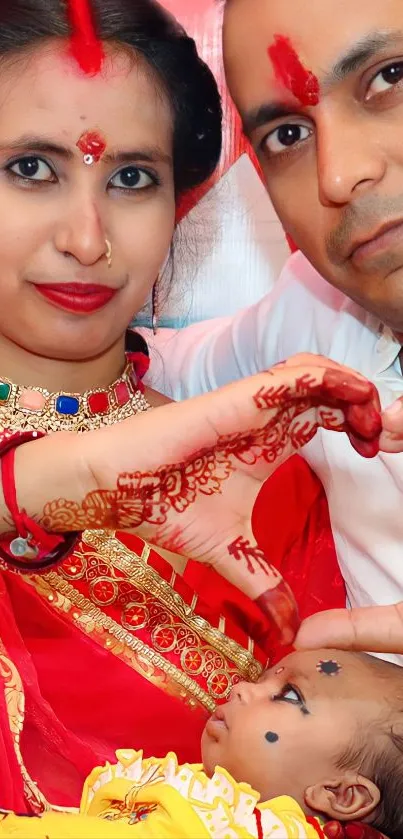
[109,166,156,190]
[8,157,54,181]
[367,62,403,97]
[264,124,311,156]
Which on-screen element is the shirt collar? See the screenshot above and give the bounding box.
[374,323,401,375]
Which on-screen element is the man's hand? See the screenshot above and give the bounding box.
[380,397,403,452]
[295,601,403,654]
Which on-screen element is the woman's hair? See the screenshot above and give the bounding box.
[0,0,222,200]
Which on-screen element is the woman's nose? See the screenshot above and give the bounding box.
[53,195,107,267]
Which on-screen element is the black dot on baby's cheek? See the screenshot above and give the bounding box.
[265,731,279,743]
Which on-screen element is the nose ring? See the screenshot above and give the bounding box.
[105,238,112,268]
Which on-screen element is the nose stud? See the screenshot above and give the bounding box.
[105,238,112,268]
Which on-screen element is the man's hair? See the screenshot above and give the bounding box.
[336,654,403,839]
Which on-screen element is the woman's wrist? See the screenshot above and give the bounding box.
[11,431,97,534]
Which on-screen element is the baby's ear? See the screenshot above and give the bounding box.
[305,774,380,821]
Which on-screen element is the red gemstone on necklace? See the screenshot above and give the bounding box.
[87,390,109,415]
[114,381,130,407]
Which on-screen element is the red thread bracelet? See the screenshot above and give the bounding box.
[0,431,79,573]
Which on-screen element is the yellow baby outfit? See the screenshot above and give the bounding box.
[0,749,324,838]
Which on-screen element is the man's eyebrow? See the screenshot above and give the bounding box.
[321,30,403,90]
[242,30,403,136]
[242,103,300,135]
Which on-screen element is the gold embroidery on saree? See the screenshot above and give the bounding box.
[0,644,49,813]
[28,531,262,712]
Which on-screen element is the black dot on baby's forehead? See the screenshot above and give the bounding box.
[265,731,279,743]
[316,659,342,676]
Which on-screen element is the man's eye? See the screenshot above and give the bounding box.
[264,124,311,156]
[367,61,403,98]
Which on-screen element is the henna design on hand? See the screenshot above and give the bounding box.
[254,369,381,457]
[226,537,300,645]
[40,367,381,534]
[227,536,276,575]
[41,450,234,531]
[255,581,301,646]
[35,364,380,646]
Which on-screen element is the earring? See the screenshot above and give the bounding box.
[152,280,159,335]
[105,238,112,268]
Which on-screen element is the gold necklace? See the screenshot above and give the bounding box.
[0,359,151,434]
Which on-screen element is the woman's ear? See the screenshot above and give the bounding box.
[305,774,380,821]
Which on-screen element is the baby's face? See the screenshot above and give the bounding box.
[201,649,383,807]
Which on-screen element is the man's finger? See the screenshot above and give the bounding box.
[382,396,403,432]
[295,602,403,653]
[379,429,403,453]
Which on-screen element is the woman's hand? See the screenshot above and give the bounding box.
[31,354,380,644]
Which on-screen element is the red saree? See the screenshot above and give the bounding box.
[0,451,344,815]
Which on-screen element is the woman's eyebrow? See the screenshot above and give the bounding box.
[0,135,173,166]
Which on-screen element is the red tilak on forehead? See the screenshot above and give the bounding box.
[67,0,104,75]
[268,35,320,107]
[76,130,106,163]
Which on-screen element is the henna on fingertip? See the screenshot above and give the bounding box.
[255,580,300,646]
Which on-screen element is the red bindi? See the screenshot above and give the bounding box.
[76,130,106,164]
[67,0,104,75]
[268,35,320,107]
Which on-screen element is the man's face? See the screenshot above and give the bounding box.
[223,0,403,332]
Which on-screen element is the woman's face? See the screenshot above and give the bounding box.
[0,43,175,361]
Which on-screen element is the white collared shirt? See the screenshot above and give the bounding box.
[140,251,403,664]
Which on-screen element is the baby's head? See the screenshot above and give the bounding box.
[201,649,403,837]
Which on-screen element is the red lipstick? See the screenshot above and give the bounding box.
[34,282,117,314]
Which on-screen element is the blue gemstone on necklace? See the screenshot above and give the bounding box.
[56,395,80,416]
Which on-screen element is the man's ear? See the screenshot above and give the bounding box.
[305,774,380,821]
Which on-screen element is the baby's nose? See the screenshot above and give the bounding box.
[229,680,255,704]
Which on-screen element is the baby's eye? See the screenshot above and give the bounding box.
[281,686,301,703]
[272,682,309,715]
[272,683,305,707]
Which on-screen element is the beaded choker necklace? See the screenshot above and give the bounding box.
[0,355,151,434]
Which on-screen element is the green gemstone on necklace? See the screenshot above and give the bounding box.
[0,381,11,402]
